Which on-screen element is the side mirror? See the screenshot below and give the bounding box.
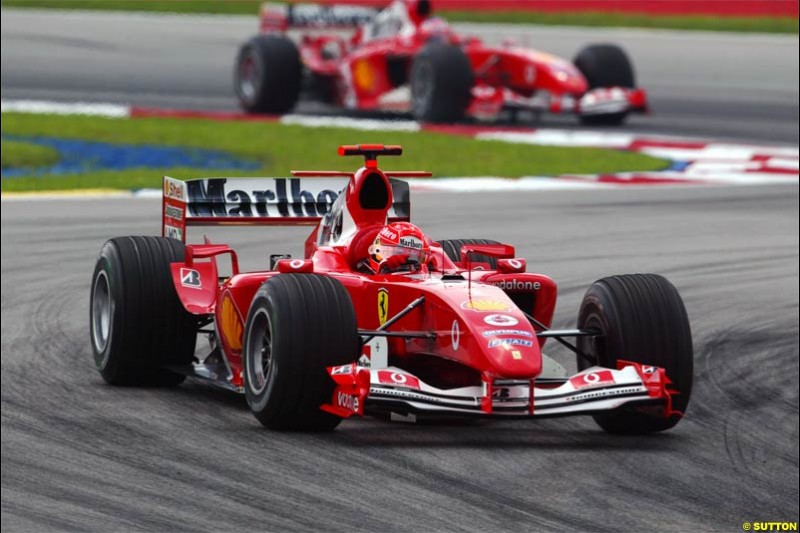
[459,243,515,264]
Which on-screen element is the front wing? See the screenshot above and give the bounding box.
[321,360,680,421]
[467,85,648,119]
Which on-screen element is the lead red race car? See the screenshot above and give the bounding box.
[90,145,692,433]
[234,0,648,125]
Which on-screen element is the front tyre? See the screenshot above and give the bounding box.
[235,34,302,114]
[90,236,197,386]
[410,42,473,123]
[573,44,635,126]
[243,274,359,431]
[577,274,693,434]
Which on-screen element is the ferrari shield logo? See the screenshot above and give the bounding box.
[377,288,389,325]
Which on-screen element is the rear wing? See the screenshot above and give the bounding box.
[162,176,409,243]
[260,2,377,31]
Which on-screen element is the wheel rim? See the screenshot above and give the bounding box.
[411,62,434,116]
[246,308,273,395]
[91,270,112,357]
[238,51,260,102]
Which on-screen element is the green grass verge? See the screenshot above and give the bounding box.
[1,0,260,14]
[444,10,799,34]
[2,0,797,33]
[1,139,60,170]
[0,112,668,192]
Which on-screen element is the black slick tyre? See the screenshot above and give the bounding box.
[235,34,302,114]
[410,42,473,123]
[577,274,693,433]
[242,274,359,431]
[90,236,197,386]
[573,44,635,126]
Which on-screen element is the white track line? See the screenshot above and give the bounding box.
[280,115,420,131]
[477,130,635,149]
[1,99,131,118]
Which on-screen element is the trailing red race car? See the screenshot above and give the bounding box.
[234,0,648,125]
[90,144,692,433]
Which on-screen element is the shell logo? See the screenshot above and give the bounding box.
[352,59,376,93]
[461,299,511,312]
[163,178,185,201]
[219,293,243,351]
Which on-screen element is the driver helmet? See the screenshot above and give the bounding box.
[404,0,432,26]
[368,222,430,273]
[419,16,450,35]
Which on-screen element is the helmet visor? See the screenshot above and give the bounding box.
[369,243,429,267]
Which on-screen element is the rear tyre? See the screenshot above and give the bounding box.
[436,238,500,269]
[235,34,302,114]
[410,42,474,123]
[577,274,693,433]
[243,274,359,431]
[573,44,635,126]
[90,236,197,386]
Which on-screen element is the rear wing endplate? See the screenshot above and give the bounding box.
[162,176,409,243]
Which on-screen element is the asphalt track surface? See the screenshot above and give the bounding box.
[2,186,799,531]
[1,9,799,143]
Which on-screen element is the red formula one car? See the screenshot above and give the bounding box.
[90,145,692,433]
[234,0,648,125]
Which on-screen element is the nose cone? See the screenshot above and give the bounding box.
[418,279,544,380]
[481,320,542,378]
[517,49,588,94]
[550,63,588,93]
[453,290,542,379]
[565,70,589,94]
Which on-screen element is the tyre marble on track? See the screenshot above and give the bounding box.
[1,185,798,531]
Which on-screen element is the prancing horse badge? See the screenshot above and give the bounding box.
[377,288,389,325]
